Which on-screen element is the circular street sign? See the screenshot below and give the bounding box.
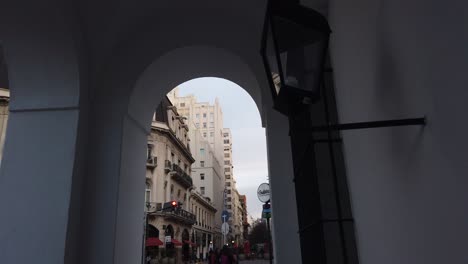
[221,210,230,222]
[257,183,270,203]
[221,222,229,235]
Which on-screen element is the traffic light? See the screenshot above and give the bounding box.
[162,201,181,211]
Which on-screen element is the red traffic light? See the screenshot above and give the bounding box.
[171,201,177,207]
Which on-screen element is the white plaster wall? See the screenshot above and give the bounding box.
[0,2,84,264]
[265,108,302,264]
[329,0,468,263]
[0,110,79,263]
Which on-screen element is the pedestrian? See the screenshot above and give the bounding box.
[220,245,234,264]
[209,249,217,264]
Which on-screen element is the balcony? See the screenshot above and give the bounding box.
[164,160,172,173]
[171,164,193,188]
[146,156,157,168]
[146,202,196,225]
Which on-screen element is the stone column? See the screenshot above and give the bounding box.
[265,108,302,264]
[0,4,84,262]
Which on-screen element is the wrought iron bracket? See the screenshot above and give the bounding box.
[310,117,426,132]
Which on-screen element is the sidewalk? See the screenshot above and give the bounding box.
[239,260,269,264]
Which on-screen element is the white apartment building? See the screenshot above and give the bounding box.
[168,88,225,164]
[223,128,242,243]
[168,88,226,248]
[188,125,224,248]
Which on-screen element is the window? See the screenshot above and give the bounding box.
[203,113,207,118]
[145,184,151,203]
[180,103,185,107]
[224,168,230,172]
[226,182,231,187]
[195,123,199,128]
[200,173,205,180]
[210,132,214,137]
[200,148,205,155]
[227,189,231,194]
[196,113,200,119]
[224,153,230,158]
[223,133,229,137]
[224,139,230,144]
[201,187,205,195]
[200,161,205,167]
[147,144,153,160]
[227,197,231,202]
[227,205,232,209]
[226,175,231,179]
[203,122,207,128]
[203,132,207,137]
[209,122,214,128]
[224,161,230,165]
[177,189,181,197]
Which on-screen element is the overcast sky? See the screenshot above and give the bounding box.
[177,77,268,220]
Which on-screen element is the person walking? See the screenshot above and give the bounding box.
[208,249,217,264]
[220,246,234,264]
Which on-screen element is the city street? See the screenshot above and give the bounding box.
[239,260,269,264]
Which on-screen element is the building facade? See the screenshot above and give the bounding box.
[222,128,246,244]
[145,97,196,262]
[168,88,227,246]
[239,194,249,240]
[168,88,225,164]
[189,190,217,259]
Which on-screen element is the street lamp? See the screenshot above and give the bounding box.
[261,2,331,115]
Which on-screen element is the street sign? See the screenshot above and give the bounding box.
[221,210,230,222]
[262,203,272,219]
[221,222,229,235]
[257,183,271,203]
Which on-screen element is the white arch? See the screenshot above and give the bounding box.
[128,45,266,130]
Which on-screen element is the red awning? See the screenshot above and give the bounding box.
[146,237,163,247]
[171,239,183,246]
[184,240,196,247]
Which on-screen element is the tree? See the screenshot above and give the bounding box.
[248,219,268,244]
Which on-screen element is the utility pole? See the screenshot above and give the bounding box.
[264,203,273,264]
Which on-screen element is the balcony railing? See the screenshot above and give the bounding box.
[171,164,193,188]
[146,202,196,225]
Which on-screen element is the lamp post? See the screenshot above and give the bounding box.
[142,202,152,264]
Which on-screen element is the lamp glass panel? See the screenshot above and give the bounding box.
[265,22,282,95]
[274,16,326,95]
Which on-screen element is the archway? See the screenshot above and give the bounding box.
[147,225,159,238]
[97,43,299,264]
[165,225,174,238]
